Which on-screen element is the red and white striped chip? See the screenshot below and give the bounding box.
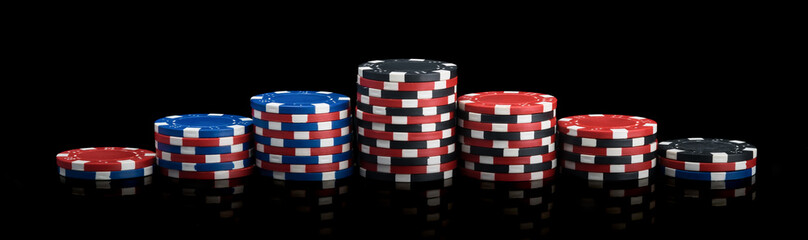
[458,118,555,132]
[458,91,557,115]
[357,76,458,91]
[252,109,349,123]
[357,93,456,108]
[254,126,350,140]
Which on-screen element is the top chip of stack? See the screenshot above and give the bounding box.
[658,138,757,181]
[56,147,156,180]
[557,114,658,181]
[250,91,354,181]
[457,91,558,182]
[356,59,458,182]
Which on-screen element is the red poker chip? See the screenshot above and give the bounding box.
[562,159,657,173]
[458,135,555,148]
[660,157,757,172]
[255,159,353,173]
[160,166,254,180]
[251,109,349,123]
[254,126,350,140]
[356,108,454,124]
[460,152,556,165]
[458,91,557,115]
[257,143,351,156]
[154,132,252,147]
[562,141,657,156]
[359,160,457,174]
[357,76,458,91]
[359,143,455,158]
[357,127,455,141]
[460,168,556,182]
[55,147,156,171]
[357,93,456,108]
[557,114,657,139]
[154,149,252,163]
[458,118,555,132]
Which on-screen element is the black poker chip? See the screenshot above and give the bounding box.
[357,85,457,100]
[462,160,556,173]
[356,102,456,116]
[460,143,555,157]
[356,119,455,133]
[457,110,556,124]
[358,59,458,82]
[559,134,656,148]
[559,151,656,165]
[358,152,457,166]
[458,127,555,141]
[657,138,757,163]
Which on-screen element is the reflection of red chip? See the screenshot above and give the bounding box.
[458,91,557,115]
[56,147,155,171]
[558,114,657,139]
[660,157,757,172]
[359,160,457,174]
[256,159,352,173]
[460,168,555,181]
[562,159,656,173]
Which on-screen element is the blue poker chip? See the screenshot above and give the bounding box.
[254,134,352,148]
[58,166,153,180]
[252,117,351,131]
[250,91,351,114]
[154,113,253,138]
[155,141,252,155]
[255,150,352,164]
[256,167,354,181]
[156,158,253,172]
[663,166,756,181]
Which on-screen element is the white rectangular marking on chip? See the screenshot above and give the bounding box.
[494,105,511,115]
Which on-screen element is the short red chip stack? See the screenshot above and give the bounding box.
[457,91,558,182]
[557,114,658,181]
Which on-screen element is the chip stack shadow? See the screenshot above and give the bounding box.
[355,59,458,182]
[153,113,255,180]
[558,114,658,181]
[457,91,558,181]
[250,91,354,181]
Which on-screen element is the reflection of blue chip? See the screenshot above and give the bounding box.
[156,158,252,172]
[155,141,252,155]
[664,166,756,181]
[252,117,351,131]
[255,151,352,164]
[250,91,350,114]
[154,113,253,138]
[58,166,153,180]
[254,134,352,148]
[257,167,354,181]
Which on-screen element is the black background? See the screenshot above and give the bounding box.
[5,8,800,239]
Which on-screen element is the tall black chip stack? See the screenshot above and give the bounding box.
[355,59,458,182]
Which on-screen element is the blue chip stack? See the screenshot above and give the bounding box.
[250,91,354,181]
[153,113,255,180]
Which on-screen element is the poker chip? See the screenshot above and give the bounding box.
[458,110,556,124]
[560,151,657,165]
[160,166,255,180]
[250,91,350,114]
[252,117,351,131]
[458,127,555,141]
[463,160,556,173]
[157,158,253,172]
[460,152,556,165]
[359,167,454,182]
[458,119,555,132]
[460,143,555,157]
[358,59,457,82]
[55,147,156,172]
[255,159,353,173]
[562,159,656,173]
[356,59,457,181]
[256,150,353,164]
[563,168,652,181]
[356,119,455,132]
[357,135,455,149]
[154,113,253,138]
[155,149,253,163]
[254,126,350,140]
[458,91,557,115]
[561,141,657,156]
[254,134,352,148]
[657,138,757,163]
[257,143,351,156]
[663,166,756,181]
[155,141,251,155]
[358,93,456,108]
[460,168,555,182]
[356,102,456,116]
[458,135,555,149]
[58,166,154,180]
[660,157,757,172]
[257,167,354,181]
[557,114,657,139]
[559,134,656,148]
[251,109,349,123]
[154,132,252,147]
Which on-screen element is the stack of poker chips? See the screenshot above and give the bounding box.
[557,114,658,181]
[250,91,354,181]
[658,138,757,181]
[153,113,255,180]
[457,91,558,182]
[56,147,156,180]
[355,59,458,182]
